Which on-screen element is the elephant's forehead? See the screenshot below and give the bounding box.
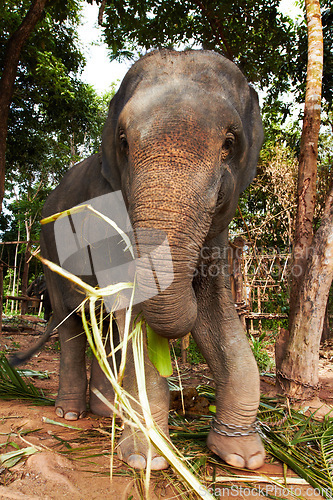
[120,80,242,136]
[126,77,230,109]
[130,50,246,95]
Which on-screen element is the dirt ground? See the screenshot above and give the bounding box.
[0,316,332,500]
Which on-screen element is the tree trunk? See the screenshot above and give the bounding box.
[276,0,325,398]
[0,0,48,213]
[277,187,333,397]
[289,0,323,310]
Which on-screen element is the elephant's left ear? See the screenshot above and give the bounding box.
[239,86,264,193]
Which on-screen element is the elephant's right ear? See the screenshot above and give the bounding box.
[101,99,123,191]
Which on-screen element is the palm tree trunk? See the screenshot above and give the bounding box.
[290,0,324,298]
[276,0,326,398]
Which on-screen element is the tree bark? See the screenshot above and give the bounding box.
[276,0,325,398]
[289,0,324,312]
[277,186,333,397]
[0,0,48,213]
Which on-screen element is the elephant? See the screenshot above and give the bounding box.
[40,49,265,471]
[27,275,52,321]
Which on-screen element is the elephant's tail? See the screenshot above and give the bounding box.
[9,317,58,367]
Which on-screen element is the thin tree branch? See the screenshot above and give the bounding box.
[98,0,107,25]
[192,0,234,60]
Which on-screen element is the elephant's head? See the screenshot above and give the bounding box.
[101,50,263,338]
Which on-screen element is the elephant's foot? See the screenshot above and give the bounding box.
[89,355,115,417]
[207,428,265,469]
[118,427,169,470]
[55,394,87,421]
[89,385,114,417]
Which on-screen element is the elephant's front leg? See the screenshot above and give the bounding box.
[55,315,88,420]
[115,310,170,471]
[89,319,117,417]
[192,235,265,470]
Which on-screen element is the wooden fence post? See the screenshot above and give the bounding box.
[181,333,190,363]
[231,237,246,328]
[0,263,3,333]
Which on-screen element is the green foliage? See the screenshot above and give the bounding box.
[187,337,205,365]
[96,0,332,114]
[232,117,333,251]
[1,1,112,192]
[291,1,333,108]
[0,354,54,405]
[0,182,50,285]
[172,337,205,365]
[0,445,38,469]
[231,140,298,249]
[35,50,76,100]
[260,403,333,497]
[100,0,296,87]
[1,183,50,238]
[0,2,117,292]
[249,333,274,373]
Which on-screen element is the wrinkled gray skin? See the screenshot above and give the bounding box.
[41,50,265,471]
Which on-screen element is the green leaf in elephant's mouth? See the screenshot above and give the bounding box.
[146,322,173,378]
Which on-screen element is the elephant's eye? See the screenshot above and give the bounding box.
[119,130,129,154]
[222,133,235,154]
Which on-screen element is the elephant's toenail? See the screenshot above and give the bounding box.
[127,454,146,469]
[55,407,64,417]
[247,453,265,470]
[64,411,79,421]
[151,457,169,470]
[225,454,245,468]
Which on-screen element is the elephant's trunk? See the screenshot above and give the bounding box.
[129,175,214,339]
[142,277,198,339]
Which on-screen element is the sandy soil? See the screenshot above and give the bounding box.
[0,316,332,500]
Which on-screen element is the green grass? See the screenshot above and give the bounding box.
[249,332,275,373]
[0,354,54,406]
[1,357,333,498]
